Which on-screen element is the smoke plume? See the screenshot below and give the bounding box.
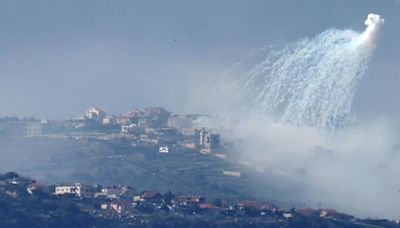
[208,13,385,137]
[199,13,399,219]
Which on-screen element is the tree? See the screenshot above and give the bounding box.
[163,190,174,206]
[212,198,222,207]
[3,172,19,180]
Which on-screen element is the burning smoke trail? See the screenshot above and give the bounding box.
[213,13,384,137]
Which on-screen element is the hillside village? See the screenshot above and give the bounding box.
[0,107,251,179]
[1,171,399,228]
[1,107,227,155]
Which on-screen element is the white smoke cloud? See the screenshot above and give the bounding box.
[224,116,400,219]
[200,13,398,219]
[207,14,385,138]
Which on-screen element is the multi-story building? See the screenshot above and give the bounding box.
[196,128,220,152]
[55,183,96,198]
[25,122,42,137]
[55,185,76,195]
[84,107,106,123]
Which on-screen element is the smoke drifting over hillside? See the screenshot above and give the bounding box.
[200,14,400,219]
[228,117,400,219]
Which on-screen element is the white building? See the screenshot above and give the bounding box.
[55,183,96,197]
[159,146,169,153]
[55,185,76,195]
[75,183,97,198]
[223,171,241,178]
[84,107,106,122]
[25,122,42,137]
[102,115,116,125]
[196,128,220,152]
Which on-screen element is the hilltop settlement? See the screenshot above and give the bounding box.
[1,106,224,154]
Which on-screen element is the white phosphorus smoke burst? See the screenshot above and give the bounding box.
[201,14,399,219]
[218,13,384,137]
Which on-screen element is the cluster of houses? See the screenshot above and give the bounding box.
[28,181,352,221]
[30,180,280,217]
[18,178,358,221]
[2,173,399,226]
[80,106,223,154]
[47,182,226,215]
[0,172,261,217]
[0,107,225,155]
[0,117,43,137]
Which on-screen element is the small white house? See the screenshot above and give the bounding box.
[55,185,76,195]
[283,213,294,219]
[223,171,241,178]
[84,107,106,122]
[55,183,96,197]
[159,146,169,153]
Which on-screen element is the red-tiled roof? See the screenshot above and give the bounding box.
[27,183,46,189]
[199,203,218,209]
[142,191,160,198]
[297,208,317,215]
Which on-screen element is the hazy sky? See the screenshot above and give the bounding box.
[0,0,399,119]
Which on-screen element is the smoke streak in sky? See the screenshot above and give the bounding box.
[216,13,384,137]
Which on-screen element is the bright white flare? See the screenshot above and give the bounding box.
[362,13,385,48]
[217,13,384,137]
